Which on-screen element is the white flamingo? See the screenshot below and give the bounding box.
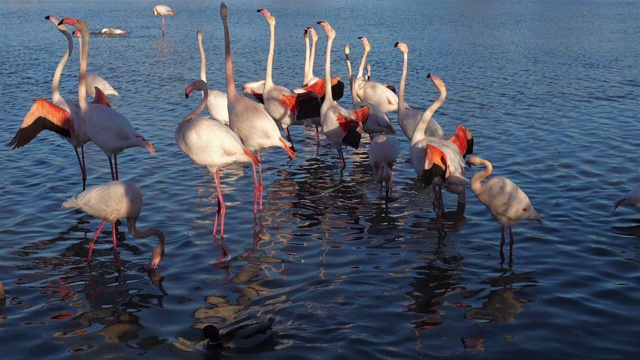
[60,17,155,181]
[196,30,229,125]
[153,5,175,36]
[258,8,320,151]
[344,43,395,137]
[177,79,259,238]
[369,134,400,200]
[614,184,640,210]
[62,180,166,269]
[317,20,369,170]
[353,37,398,113]
[466,155,542,252]
[220,3,295,212]
[394,41,444,140]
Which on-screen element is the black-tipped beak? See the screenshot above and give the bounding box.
[427,73,432,79]
[44,15,50,20]
[394,42,399,48]
[316,20,324,25]
[257,8,264,12]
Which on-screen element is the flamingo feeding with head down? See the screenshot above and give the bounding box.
[369,134,400,201]
[317,20,369,170]
[466,155,542,252]
[196,30,229,125]
[394,41,444,140]
[344,43,395,137]
[177,79,259,238]
[257,8,320,151]
[59,17,155,181]
[7,15,112,191]
[353,37,398,113]
[62,180,166,269]
[153,5,175,36]
[614,184,640,210]
[220,2,295,212]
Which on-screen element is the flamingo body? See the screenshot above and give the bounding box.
[614,185,640,210]
[369,134,400,198]
[153,5,175,35]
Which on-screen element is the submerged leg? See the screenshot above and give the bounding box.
[500,226,506,252]
[111,221,120,265]
[213,169,226,237]
[88,220,107,263]
[285,127,296,152]
[508,226,515,252]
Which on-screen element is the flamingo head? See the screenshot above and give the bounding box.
[359,36,371,51]
[394,41,408,54]
[418,145,448,190]
[258,8,275,25]
[427,73,447,93]
[185,79,207,98]
[450,125,474,158]
[309,27,318,41]
[344,43,350,57]
[220,3,228,19]
[317,21,335,38]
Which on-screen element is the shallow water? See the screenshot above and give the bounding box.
[1,0,639,358]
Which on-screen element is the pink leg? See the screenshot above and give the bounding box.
[500,226,506,251]
[213,169,226,237]
[162,16,166,35]
[111,221,120,265]
[252,163,259,214]
[338,147,346,169]
[257,150,264,211]
[88,220,107,263]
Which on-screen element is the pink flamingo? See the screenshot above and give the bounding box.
[62,180,166,269]
[177,79,260,238]
[197,30,229,125]
[220,3,295,212]
[353,37,398,113]
[153,5,175,36]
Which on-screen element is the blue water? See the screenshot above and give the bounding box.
[1,0,639,358]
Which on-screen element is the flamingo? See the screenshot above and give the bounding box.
[178,79,259,238]
[299,27,345,102]
[614,184,640,210]
[353,37,398,113]
[369,134,400,200]
[100,28,128,35]
[449,124,475,158]
[220,3,295,212]
[367,63,396,93]
[62,180,166,269]
[409,73,467,225]
[257,8,320,151]
[71,30,120,99]
[196,30,229,125]
[153,5,175,36]
[394,41,444,140]
[7,15,111,191]
[466,155,542,252]
[344,43,396,137]
[304,27,320,86]
[59,17,155,181]
[317,20,369,170]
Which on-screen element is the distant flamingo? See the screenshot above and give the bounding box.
[257,8,320,151]
[62,180,166,269]
[353,37,398,113]
[466,155,542,252]
[614,184,640,210]
[344,43,395,137]
[100,28,128,35]
[178,79,259,238]
[369,134,400,200]
[220,3,295,212]
[317,20,369,170]
[7,15,111,191]
[60,17,155,181]
[196,30,229,125]
[394,41,444,140]
[153,5,175,36]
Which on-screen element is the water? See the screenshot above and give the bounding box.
[1,0,639,358]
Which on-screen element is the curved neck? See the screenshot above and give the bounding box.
[184,87,208,125]
[78,28,89,108]
[52,28,73,105]
[398,50,407,112]
[345,49,357,106]
[324,33,334,102]
[411,78,446,144]
[198,32,207,83]
[265,21,275,87]
[357,46,369,79]
[470,158,492,194]
[303,32,309,85]
[127,217,166,268]
[222,14,238,97]
[308,34,317,83]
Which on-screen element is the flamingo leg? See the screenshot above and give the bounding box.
[73,147,87,191]
[111,221,120,266]
[315,125,321,146]
[213,169,226,238]
[114,153,119,181]
[88,220,107,263]
[108,156,116,181]
[508,226,515,252]
[252,163,259,214]
[389,170,394,196]
[285,127,296,152]
[500,226,506,252]
[161,16,166,35]
[257,150,264,211]
[338,147,346,169]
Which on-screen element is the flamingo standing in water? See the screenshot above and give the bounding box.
[257,8,320,151]
[59,17,155,181]
[220,3,295,212]
[394,41,444,140]
[466,155,542,252]
[153,5,175,36]
[353,37,398,113]
[317,20,369,170]
[344,43,396,137]
[7,15,111,191]
[369,134,400,201]
[62,180,166,269]
[196,30,229,125]
[614,184,640,210]
[177,79,259,238]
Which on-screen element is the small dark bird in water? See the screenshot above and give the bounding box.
[197,317,275,350]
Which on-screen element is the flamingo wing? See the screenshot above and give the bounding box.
[8,98,72,148]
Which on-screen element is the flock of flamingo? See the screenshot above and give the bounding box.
[8,3,639,274]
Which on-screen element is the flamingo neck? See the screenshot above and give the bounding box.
[470,158,492,194]
[398,50,407,114]
[345,50,357,107]
[52,28,73,106]
[78,28,90,108]
[198,32,207,84]
[222,14,238,98]
[308,34,317,84]
[324,33,334,102]
[127,217,166,268]
[357,46,369,80]
[183,87,208,126]
[411,78,446,145]
[303,31,310,85]
[265,22,275,87]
